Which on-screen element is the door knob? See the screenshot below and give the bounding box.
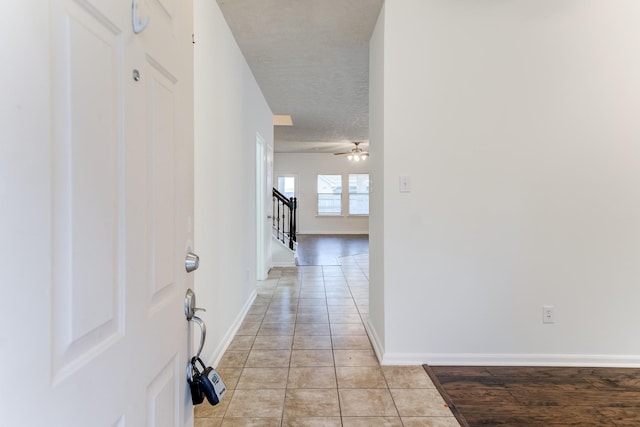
[185,252,200,273]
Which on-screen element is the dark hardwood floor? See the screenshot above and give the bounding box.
[425,365,640,426]
[295,234,368,266]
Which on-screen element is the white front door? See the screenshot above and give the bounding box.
[0,1,194,426]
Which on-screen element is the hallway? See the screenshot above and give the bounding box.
[194,251,459,426]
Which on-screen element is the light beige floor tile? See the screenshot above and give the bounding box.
[258,322,295,336]
[236,367,289,389]
[296,313,329,324]
[324,282,348,288]
[194,417,223,427]
[245,349,291,367]
[194,390,234,418]
[290,349,334,367]
[401,417,461,427]
[295,323,331,336]
[225,389,285,418]
[218,351,249,368]
[215,367,242,390]
[325,285,351,291]
[298,298,327,307]
[263,312,297,323]
[339,389,398,417]
[382,366,435,388]
[326,298,356,306]
[325,290,350,297]
[296,283,322,288]
[273,285,300,292]
[298,305,329,315]
[243,314,265,323]
[330,284,357,292]
[328,313,363,323]
[264,307,298,318]
[227,335,256,351]
[252,335,293,350]
[389,389,452,417]
[236,322,261,336]
[336,366,387,389]
[329,323,366,336]
[298,290,326,298]
[327,306,359,315]
[324,276,349,283]
[287,367,337,389]
[281,417,342,427]
[331,335,372,351]
[247,306,268,316]
[323,277,346,282]
[270,288,296,294]
[333,350,379,367]
[322,267,344,275]
[292,335,332,350]
[220,418,282,427]
[284,389,340,417]
[269,300,298,307]
[341,417,403,427]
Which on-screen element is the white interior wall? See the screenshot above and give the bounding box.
[194,0,273,366]
[374,0,640,366]
[274,153,369,235]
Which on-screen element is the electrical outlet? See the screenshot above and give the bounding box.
[543,305,555,324]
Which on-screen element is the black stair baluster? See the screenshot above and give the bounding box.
[271,188,297,251]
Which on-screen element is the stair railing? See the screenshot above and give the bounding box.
[272,188,297,250]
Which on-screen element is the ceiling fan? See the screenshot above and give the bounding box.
[334,141,369,161]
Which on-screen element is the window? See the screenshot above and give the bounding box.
[317,174,342,215]
[348,174,369,215]
[277,175,296,199]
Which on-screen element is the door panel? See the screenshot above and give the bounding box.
[146,355,181,427]
[147,64,178,303]
[51,0,125,383]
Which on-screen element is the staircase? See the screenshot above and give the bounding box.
[271,188,297,266]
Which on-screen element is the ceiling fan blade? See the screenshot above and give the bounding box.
[333,152,351,156]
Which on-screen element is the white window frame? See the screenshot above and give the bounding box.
[317,174,342,216]
[348,173,369,216]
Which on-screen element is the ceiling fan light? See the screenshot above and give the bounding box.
[354,154,360,161]
[348,154,353,160]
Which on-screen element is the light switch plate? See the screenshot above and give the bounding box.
[399,176,411,192]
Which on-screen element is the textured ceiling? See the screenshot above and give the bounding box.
[216,0,383,153]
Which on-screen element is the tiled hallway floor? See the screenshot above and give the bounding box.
[195,254,459,426]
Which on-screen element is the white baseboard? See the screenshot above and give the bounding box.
[364,317,384,363]
[380,352,640,368]
[207,290,257,368]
